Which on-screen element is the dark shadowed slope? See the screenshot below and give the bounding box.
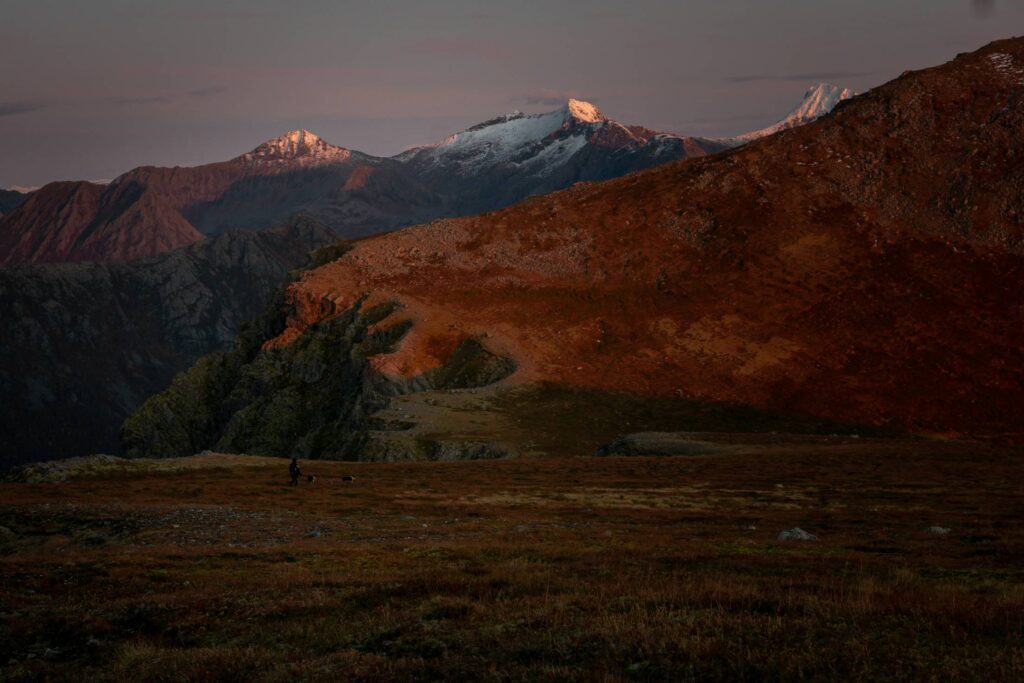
[0,216,336,468]
[124,39,1024,459]
[0,189,27,217]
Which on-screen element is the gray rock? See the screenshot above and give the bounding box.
[594,432,730,457]
[925,526,951,535]
[777,527,818,541]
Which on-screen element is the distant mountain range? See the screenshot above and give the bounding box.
[123,39,1024,460]
[0,87,849,266]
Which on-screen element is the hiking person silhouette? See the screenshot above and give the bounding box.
[289,458,301,486]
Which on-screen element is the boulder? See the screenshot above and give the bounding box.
[595,432,730,457]
[777,528,818,541]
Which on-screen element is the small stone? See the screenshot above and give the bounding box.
[777,527,818,541]
[925,526,951,535]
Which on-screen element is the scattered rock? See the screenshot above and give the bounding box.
[777,528,818,541]
[925,526,951,535]
[594,432,731,457]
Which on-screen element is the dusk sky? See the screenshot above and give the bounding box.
[2,0,1022,189]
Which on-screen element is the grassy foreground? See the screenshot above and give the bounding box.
[1,441,1022,681]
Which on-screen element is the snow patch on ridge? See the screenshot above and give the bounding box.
[988,53,1024,84]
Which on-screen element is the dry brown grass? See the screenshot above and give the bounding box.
[1,441,1023,681]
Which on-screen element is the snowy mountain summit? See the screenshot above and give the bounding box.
[789,83,854,122]
[243,129,353,165]
[402,99,602,163]
[737,83,854,141]
[564,98,604,123]
[397,98,697,177]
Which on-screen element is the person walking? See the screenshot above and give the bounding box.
[289,457,301,486]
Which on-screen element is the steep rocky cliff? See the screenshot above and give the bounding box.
[121,298,516,460]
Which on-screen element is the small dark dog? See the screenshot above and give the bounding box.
[341,475,355,483]
[307,474,316,484]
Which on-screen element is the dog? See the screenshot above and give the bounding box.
[341,475,355,483]
[307,474,316,484]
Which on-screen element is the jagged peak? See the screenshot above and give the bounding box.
[733,83,854,141]
[563,98,604,123]
[790,83,854,121]
[244,129,352,163]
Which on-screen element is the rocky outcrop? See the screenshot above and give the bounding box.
[121,295,516,460]
[0,216,336,469]
[594,433,732,457]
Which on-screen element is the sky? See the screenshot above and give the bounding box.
[1,0,1022,189]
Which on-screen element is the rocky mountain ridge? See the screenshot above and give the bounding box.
[123,38,1024,459]
[0,89,847,265]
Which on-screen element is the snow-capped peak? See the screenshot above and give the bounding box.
[787,83,854,122]
[735,83,853,141]
[564,98,604,123]
[396,98,610,170]
[243,129,352,164]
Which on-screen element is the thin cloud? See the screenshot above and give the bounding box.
[110,95,172,105]
[0,102,47,117]
[187,85,228,97]
[724,71,874,83]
